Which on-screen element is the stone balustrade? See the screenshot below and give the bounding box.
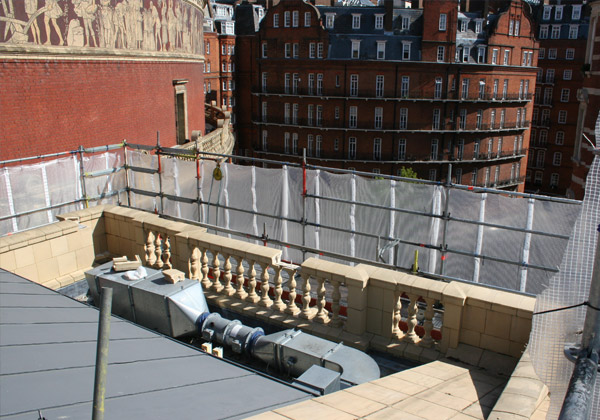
[0,204,536,365]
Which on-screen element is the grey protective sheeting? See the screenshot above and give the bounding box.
[0,270,310,420]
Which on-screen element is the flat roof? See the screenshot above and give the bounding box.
[0,269,311,419]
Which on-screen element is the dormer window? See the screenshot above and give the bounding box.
[572,5,582,20]
[543,6,551,20]
[402,42,411,60]
[374,14,384,30]
[376,41,386,60]
[555,5,563,20]
[352,14,361,29]
[351,40,360,59]
[475,20,482,33]
[325,13,335,29]
[402,16,410,30]
[460,20,467,32]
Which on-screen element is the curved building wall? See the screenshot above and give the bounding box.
[0,0,205,160]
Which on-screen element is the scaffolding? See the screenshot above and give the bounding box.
[0,141,582,295]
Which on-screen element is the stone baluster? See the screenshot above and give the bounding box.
[272,266,286,312]
[162,235,172,269]
[299,273,313,319]
[145,231,156,266]
[235,256,247,300]
[284,268,300,316]
[200,248,211,290]
[245,260,260,304]
[392,290,402,339]
[258,263,273,307]
[314,276,330,324]
[154,233,163,269]
[420,298,436,347]
[211,252,222,292]
[404,294,419,344]
[221,254,235,296]
[330,280,342,327]
[189,247,200,280]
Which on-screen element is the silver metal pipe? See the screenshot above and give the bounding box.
[92,287,113,420]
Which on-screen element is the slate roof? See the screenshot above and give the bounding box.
[0,269,311,420]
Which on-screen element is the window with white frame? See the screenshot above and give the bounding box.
[430,139,438,160]
[439,14,447,31]
[497,137,503,157]
[351,40,360,59]
[292,11,298,27]
[476,20,483,33]
[515,19,520,36]
[457,139,464,160]
[543,6,551,20]
[262,130,268,151]
[304,12,311,27]
[536,150,545,167]
[316,105,322,126]
[434,77,442,99]
[207,81,211,93]
[539,25,548,39]
[307,104,314,126]
[460,19,467,32]
[556,131,564,145]
[549,25,559,38]
[462,46,470,62]
[284,43,290,58]
[548,48,557,59]
[437,46,445,62]
[500,109,505,128]
[261,42,267,58]
[487,138,493,158]
[374,107,383,129]
[293,43,299,59]
[375,14,384,30]
[534,171,543,185]
[490,109,496,129]
[316,135,322,157]
[325,14,335,29]
[553,152,562,166]
[401,76,410,97]
[569,25,578,39]
[307,134,313,157]
[503,49,509,65]
[478,47,486,63]
[476,109,483,129]
[309,43,315,58]
[373,138,381,160]
[350,74,358,96]
[402,16,410,30]
[539,48,545,59]
[471,169,478,185]
[550,173,559,187]
[284,103,290,124]
[542,109,550,124]
[349,106,357,128]
[348,137,356,159]
[558,110,567,124]
[492,49,498,64]
[402,42,411,60]
[376,75,384,98]
[399,108,408,129]
[432,108,441,130]
[284,11,290,27]
[560,89,570,102]
[493,79,498,99]
[543,87,553,105]
[573,5,582,20]
[563,69,572,80]
[222,80,227,91]
[352,14,361,29]
[459,109,467,130]
[546,68,555,83]
[473,140,480,159]
[429,169,437,181]
[317,43,324,58]
[566,48,575,60]
[455,168,463,184]
[494,166,500,185]
[292,73,299,94]
[461,78,470,99]
[317,74,323,95]
[502,79,508,99]
[377,41,386,60]
[292,133,298,155]
[273,13,279,27]
[398,139,406,160]
[509,19,514,36]
[555,5,564,20]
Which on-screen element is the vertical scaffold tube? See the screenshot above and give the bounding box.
[92,287,113,420]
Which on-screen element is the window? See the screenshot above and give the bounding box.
[261,42,267,58]
[377,41,386,60]
[293,43,299,59]
[463,46,470,62]
[457,139,464,160]
[490,109,496,129]
[205,41,210,55]
[429,169,437,181]
[546,69,555,83]
[311,105,320,126]
[398,139,406,160]
[222,62,226,72]
[543,87,552,105]
[566,48,575,60]
[292,133,298,155]
[494,166,500,185]
[308,74,314,95]
[334,138,339,151]
[548,48,557,59]
[497,137,503,157]
[487,138,493,158]
[284,11,290,27]
[349,106,357,128]
[461,79,470,99]
[476,110,483,130]
[437,46,445,62]
[350,74,358,97]
[432,108,441,130]
[325,14,335,29]
[534,171,543,185]
[539,48,545,59]
[430,139,438,160]
[401,76,410,97]
[556,131,564,145]
[439,14,447,31]
[502,79,508,99]
[273,13,279,28]
[317,43,323,58]
[316,135,322,157]
[284,103,290,124]
[515,20,520,36]
[292,103,298,124]
[573,5,582,21]
[492,49,498,64]
[493,79,498,99]
[553,152,562,166]
[539,25,548,39]
[292,11,298,27]
[569,25,578,39]
[522,51,533,66]
[375,14,384,30]
[460,19,467,32]
[304,12,311,27]
[284,73,290,94]
[543,6,551,20]
[500,109,505,128]
[348,137,356,159]
[399,108,408,129]
[352,14,361,29]
[542,109,550,125]
[374,107,383,129]
[207,81,211,93]
[307,134,313,157]
[518,80,524,99]
[402,42,411,60]
[222,44,226,55]
[459,109,467,130]
[376,75,384,98]
[434,78,442,99]
[284,132,290,154]
[455,168,463,184]
[307,104,314,126]
[558,110,567,124]
[472,169,478,185]
[285,43,291,58]
[509,19,514,36]
[478,47,486,63]
[473,140,480,159]
[550,173,559,188]
[561,89,570,102]
[373,138,382,160]
[351,40,360,59]
[262,130,268,151]
[551,25,560,39]
[555,5,563,20]
[317,74,323,95]
[536,150,545,168]
[563,69,572,80]
[503,49,509,65]
[476,20,483,33]
[334,106,339,120]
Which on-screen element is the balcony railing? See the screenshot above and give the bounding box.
[475,175,526,189]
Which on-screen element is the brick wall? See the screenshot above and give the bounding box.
[0,59,205,160]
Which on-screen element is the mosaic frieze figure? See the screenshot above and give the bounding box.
[0,0,203,55]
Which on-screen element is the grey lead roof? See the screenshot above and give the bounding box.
[0,269,310,420]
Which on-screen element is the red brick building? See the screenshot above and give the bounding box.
[526,0,589,197]
[236,0,539,191]
[0,0,206,161]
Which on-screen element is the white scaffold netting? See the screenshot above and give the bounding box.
[529,112,600,419]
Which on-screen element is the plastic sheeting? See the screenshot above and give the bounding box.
[529,113,600,419]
